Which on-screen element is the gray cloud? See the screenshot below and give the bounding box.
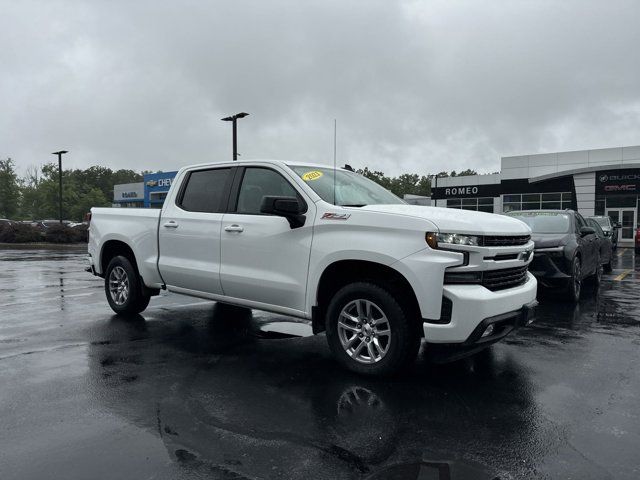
[2,0,639,177]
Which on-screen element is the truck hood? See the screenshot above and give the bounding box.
[358,204,531,236]
[531,233,572,249]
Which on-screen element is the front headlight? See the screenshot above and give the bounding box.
[426,232,480,249]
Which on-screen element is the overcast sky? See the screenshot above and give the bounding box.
[2,0,639,177]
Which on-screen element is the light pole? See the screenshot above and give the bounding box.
[221,112,249,160]
[52,150,68,224]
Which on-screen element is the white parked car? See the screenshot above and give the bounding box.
[88,160,537,375]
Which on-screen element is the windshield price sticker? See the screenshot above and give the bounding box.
[302,170,323,181]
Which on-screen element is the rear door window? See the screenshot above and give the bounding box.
[179,168,231,213]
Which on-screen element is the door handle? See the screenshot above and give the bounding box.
[163,221,179,228]
[224,224,244,233]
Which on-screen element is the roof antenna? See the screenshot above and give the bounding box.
[333,119,337,205]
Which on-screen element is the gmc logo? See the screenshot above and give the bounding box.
[604,184,636,192]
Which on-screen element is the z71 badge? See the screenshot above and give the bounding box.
[321,212,351,220]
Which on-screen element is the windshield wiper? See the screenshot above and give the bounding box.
[340,204,367,207]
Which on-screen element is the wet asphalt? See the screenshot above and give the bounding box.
[0,246,639,480]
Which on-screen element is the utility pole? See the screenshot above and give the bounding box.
[221,112,249,160]
[52,150,68,224]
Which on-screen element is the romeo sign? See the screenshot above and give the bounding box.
[431,183,501,199]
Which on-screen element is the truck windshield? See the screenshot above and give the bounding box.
[507,212,571,234]
[289,166,404,206]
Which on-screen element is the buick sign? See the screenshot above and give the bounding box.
[596,169,640,195]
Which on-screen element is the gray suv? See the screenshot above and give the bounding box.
[588,216,618,249]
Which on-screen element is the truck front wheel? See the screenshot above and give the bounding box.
[104,255,150,315]
[325,282,420,376]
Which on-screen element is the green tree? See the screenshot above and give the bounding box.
[416,176,431,196]
[69,187,109,219]
[357,167,393,191]
[0,158,21,218]
[352,166,483,198]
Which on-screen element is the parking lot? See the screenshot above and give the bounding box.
[0,246,639,480]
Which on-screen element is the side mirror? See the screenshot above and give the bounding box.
[580,226,596,237]
[260,196,306,228]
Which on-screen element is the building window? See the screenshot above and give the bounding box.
[446,197,494,213]
[605,195,637,208]
[150,191,168,203]
[502,192,572,212]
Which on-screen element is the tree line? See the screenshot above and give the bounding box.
[0,158,143,221]
[0,157,481,221]
[355,167,479,198]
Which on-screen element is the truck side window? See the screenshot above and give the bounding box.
[179,168,230,213]
[236,168,299,214]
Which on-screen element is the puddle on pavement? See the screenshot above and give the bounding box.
[364,460,499,480]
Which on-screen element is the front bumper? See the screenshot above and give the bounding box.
[529,251,571,281]
[425,300,537,363]
[423,272,537,344]
[462,300,537,346]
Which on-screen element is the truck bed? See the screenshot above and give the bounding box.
[88,207,164,287]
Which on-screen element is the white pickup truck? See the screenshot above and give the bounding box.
[88,160,537,375]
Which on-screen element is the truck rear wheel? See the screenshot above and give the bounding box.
[325,282,420,376]
[104,255,150,315]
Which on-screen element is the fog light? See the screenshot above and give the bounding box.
[481,324,495,337]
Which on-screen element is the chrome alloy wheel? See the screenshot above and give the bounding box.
[108,266,130,306]
[337,299,391,364]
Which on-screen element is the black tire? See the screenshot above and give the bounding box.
[325,282,420,376]
[564,256,582,303]
[104,255,150,315]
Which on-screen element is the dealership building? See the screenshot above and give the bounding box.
[431,145,640,246]
[113,171,177,208]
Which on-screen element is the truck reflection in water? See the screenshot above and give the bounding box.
[87,303,553,479]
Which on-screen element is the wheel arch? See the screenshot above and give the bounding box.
[312,259,421,334]
[100,240,160,297]
[100,239,139,277]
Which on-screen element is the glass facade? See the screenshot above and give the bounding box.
[115,201,143,208]
[502,192,572,212]
[595,195,640,215]
[446,197,494,213]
